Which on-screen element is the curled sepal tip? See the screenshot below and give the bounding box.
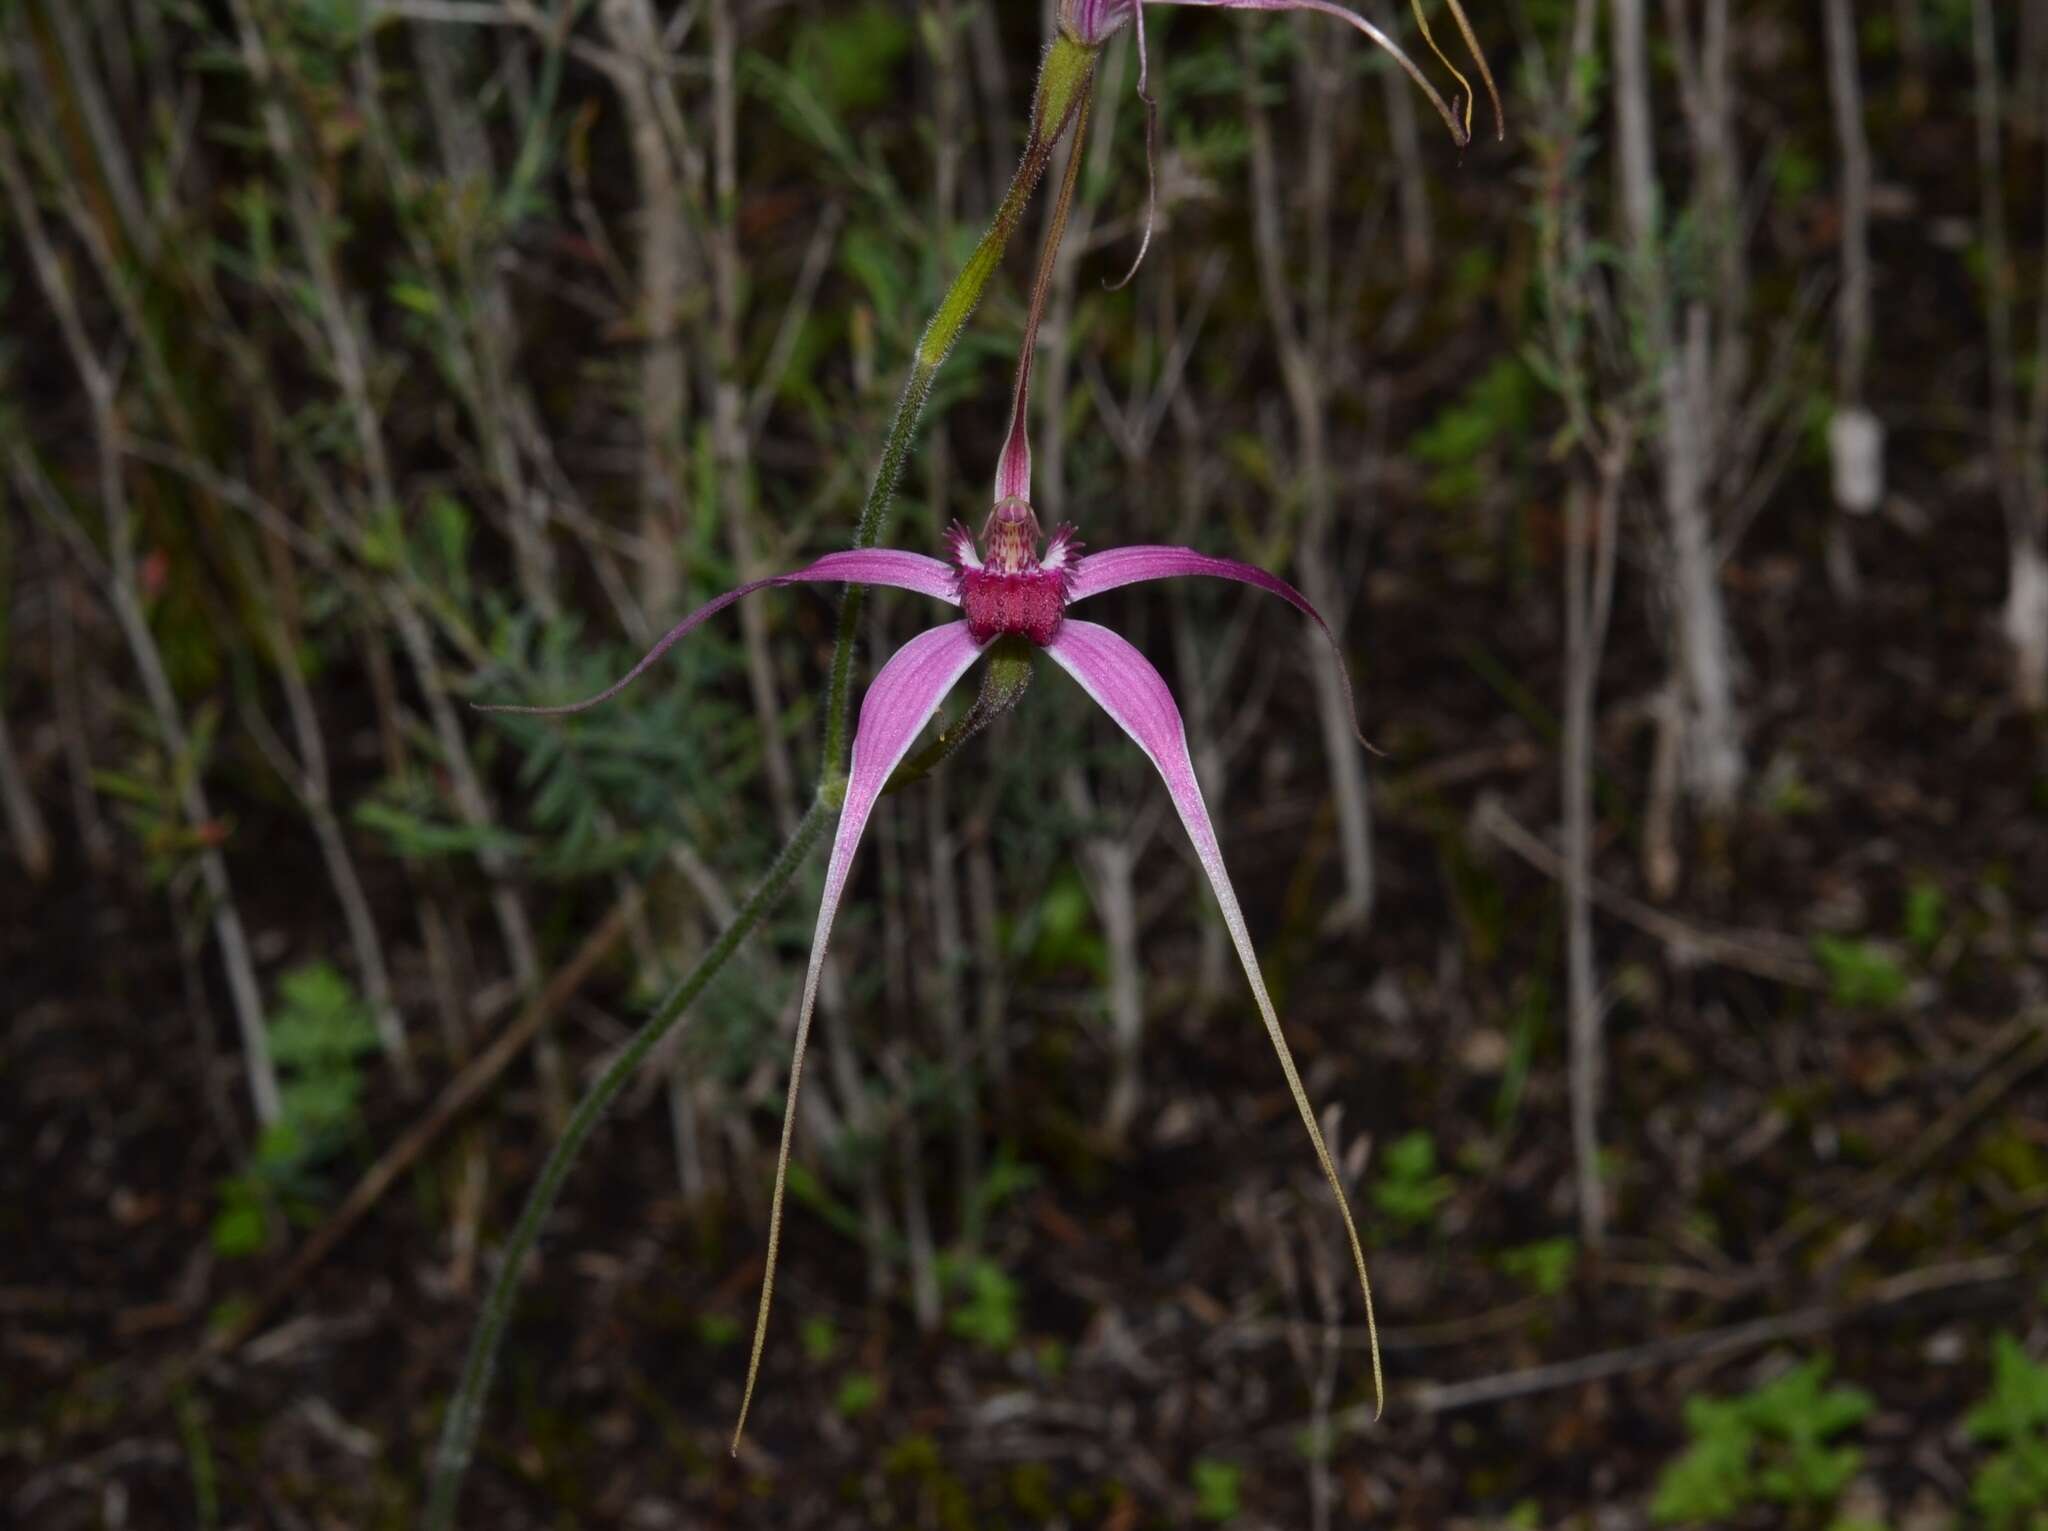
[1137,0,1454,147]
[1412,0,1504,143]
[1105,4,1160,290]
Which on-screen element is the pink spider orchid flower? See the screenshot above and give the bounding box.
[484,432,1385,1445]
[484,155,1389,1430]
[1059,0,1503,282]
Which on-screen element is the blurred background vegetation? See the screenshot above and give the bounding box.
[3,0,2047,1526]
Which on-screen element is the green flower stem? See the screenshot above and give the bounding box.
[425,802,830,1530]
[819,33,1097,773]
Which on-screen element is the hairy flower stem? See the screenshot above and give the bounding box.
[822,35,1098,770]
[425,803,830,1530]
[429,35,1101,1523]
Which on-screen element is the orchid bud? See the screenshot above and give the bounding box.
[1059,0,1133,47]
[1031,28,1100,149]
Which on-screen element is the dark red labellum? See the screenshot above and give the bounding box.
[962,569,1066,647]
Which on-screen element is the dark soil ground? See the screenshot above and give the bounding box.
[6,466,2044,1529]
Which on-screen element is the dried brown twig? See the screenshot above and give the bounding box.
[1474,798,1825,989]
[1396,1255,2018,1418]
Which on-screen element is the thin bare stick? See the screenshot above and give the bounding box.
[1563,440,1626,1249]
[1477,799,1824,989]
[1614,0,1744,816]
[1763,1012,2048,1260]
[1064,767,1155,1144]
[1823,0,1881,592]
[379,29,560,619]
[1394,1257,2017,1417]
[231,0,558,1103]
[241,631,414,1087]
[1823,0,1873,414]
[1372,0,1432,284]
[46,534,113,869]
[0,132,281,1125]
[599,0,698,617]
[1973,0,2048,706]
[1244,23,1374,926]
[40,0,159,261]
[709,0,800,833]
[0,505,51,878]
[0,690,51,880]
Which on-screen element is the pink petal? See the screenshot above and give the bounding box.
[803,549,963,605]
[1062,0,1134,46]
[477,550,960,715]
[1147,0,1471,146]
[1044,618,1383,1407]
[1068,545,1365,745]
[734,619,985,1448]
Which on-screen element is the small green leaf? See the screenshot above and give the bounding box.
[696,1313,741,1349]
[1811,935,1909,1010]
[1903,879,1947,954]
[1653,1358,1873,1524]
[1191,1458,1243,1523]
[388,280,440,316]
[1498,1237,1578,1296]
[1372,1131,1454,1230]
[1967,1336,2048,1445]
[784,1,912,114]
[800,1315,839,1364]
[945,1258,1020,1352]
[1652,1400,1757,1523]
[834,1372,880,1418]
[209,1182,268,1258]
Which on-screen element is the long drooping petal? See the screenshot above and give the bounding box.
[733,619,986,1450]
[478,550,961,716]
[1043,618,1384,1414]
[1068,545,1367,745]
[1149,0,1484,146]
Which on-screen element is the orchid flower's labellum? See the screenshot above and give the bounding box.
[482,492,1379,1448]
[957,499,1076,645]
[1057,0,1502,282]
